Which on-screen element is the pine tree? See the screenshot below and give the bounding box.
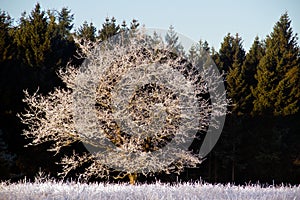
[188,40,211,68]
[47,7,77,69]
[130,18,139,31]
[253,13,300,116]
[14,3,50,68]
[241,36,265,114]
[0,11,12,63]
[129,19,139,38]
[200,40,210,52]
[165,25,184,55]
[215,33,235,73]
[57,7,74,39]
[76,21,97,41]
[13,4,77,69]
[219,33,245,181]
[211,47,218,63]
[120,20,127,32]
[188,44,197,63]
[226,33,246,114]
[151,31,162,47]
[5,4,78,179]
[98,17,120,41]
[198,40,211,68]
[0,11,16,112]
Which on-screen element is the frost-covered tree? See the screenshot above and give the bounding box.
[19,30,227,184]
[188,40,212,69]
[165,25,184,55]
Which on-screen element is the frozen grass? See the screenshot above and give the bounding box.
[1,180,299,200]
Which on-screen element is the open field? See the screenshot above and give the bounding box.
[1,180,299,200]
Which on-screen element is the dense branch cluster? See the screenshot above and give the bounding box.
[19,30,227,180]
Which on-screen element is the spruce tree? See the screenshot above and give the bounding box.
[151,31,162,47]
[165,25,184,55]
[14,3,50,68]
[199,40,212,68]
[0,11,14,112]
[13,4,76,69]
[120,20,127,32]
[58,7,74,39]
[48,7,77,69]
[129,19,139,38]
[226,33,246,114]
[253,13,300,116]
[188,44,197,63]
[241,36,265,114]
[219,33,245,181]
[0,11,12,63]
[7,4,78,179]
[130,18,139,31]
[76,21,97,41]
[98,17,120,41]
[187,40,211,68]
[215,33,234,73]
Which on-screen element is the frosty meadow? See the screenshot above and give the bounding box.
[1,179,300,200]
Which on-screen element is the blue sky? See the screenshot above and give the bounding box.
[1,0,299,51]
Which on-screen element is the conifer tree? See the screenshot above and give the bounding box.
[0,11,15,110]
[242,36,265,114]
[58,7,74,39]
[151,31,162,47]
[198,40,211,68]
[165,25,184,55]
[98,17,120,41]
[128,19,139,38]
[253,13,300,116]
[188,40,211,68]
[226,33,246,114]
[13,4,76,69]
[0,11,12,63]
[215,33,234,73]
[188,44,197,62]
[219,33,245,181]
[48,7,77,69]
[120,20,127,32]
[130,18,139,31]
[14,3,50,68]
[76,21,97,41]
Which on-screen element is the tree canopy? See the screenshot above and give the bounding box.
[0,4,299,184]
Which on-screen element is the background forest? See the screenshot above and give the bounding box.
[0,3,299,184]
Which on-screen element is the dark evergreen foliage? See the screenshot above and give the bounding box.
[253,12,300,116]
[76,21,97,41]
[0,4,299,184]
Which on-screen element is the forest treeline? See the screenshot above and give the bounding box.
[0,3,299,184]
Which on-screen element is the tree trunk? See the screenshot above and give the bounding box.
[231,159,235,182]
[214,153,217,182]
[232,143,235,182]
[128,173,137,185]
[208,153,211,182]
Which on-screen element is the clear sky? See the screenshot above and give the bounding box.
[1,0,299,51]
